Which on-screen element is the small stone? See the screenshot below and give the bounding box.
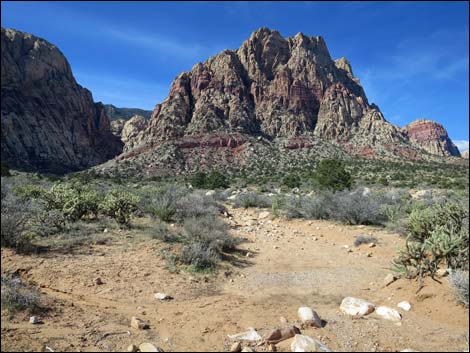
[368,243,376,248]
[103,228,108,233]
[313,237,318,241]
[94,277,103,285]
[397,301,411,311]
[241,348,254,352]
[279,316,288,324]
[376,306,402,322]
[384,274,396,287]
[230,342,242,352]
[29,316,41,324]
[155,293,173,301]
[131,317,149,329]
[205,190,216,196]
[246,252,253,258]
[436,268,448,277]
[291,334,330,352]
[340,297,375,316]
[367,252,373,257]
[259,211,270,219]
[297,307,322,327]
[139,342,164,352]
[127,344,139,352]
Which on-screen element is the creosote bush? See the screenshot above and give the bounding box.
[313,159,352,191]
[449,270,469,308]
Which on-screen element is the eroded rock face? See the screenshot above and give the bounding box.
[137,27,383,149]
[121,115,149,151]
[1,28,123,173]
[402,119,460,157]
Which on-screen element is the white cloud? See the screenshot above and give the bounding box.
[453,140,469,152]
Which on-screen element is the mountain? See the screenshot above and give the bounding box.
[1,28,123,173]
[402,119,460,157]
[103,104,152,121]
[98,28,460,177]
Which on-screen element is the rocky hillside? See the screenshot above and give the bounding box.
[402,119,460,157]
[100,27,460,177]
[1,28,123,173]
[103,104,152,121]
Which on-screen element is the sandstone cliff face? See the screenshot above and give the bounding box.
[121,115,149,151]
[402,119,460,157]
[131,28,410,154]
[1,28,123,173]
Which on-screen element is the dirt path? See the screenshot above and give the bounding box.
[1,206,469,352]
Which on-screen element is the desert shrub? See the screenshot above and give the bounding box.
[143,185,187,222]
[328,189,386,225]
[392,202,468,278]
[1,275,42,313]
[282,174,301,188]
[179,215,240,270]
[232,192,272,209]
[354,235,378,247]
[449,270,469,308]
[100,189,139,226]
[151,221,180,243]
[1,193,36,253]
[189,171,229,189]
[14,182,102,221]
[313,159,352,191]
[175,191,220,222]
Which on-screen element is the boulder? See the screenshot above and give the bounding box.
[340,297,375,316]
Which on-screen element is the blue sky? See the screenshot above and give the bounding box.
[2,1,469,149]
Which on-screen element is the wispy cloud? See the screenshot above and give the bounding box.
[74,71,170,109]
[368,29,469,82]
[101,26,225,62]
[453,140,469,152]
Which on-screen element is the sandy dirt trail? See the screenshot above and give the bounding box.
[1,205,469,352]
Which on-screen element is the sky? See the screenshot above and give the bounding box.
[2,1,469,150]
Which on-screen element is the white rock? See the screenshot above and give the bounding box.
[155,292,172,301]
[397,301,411,311]
[401,349,419,352]
[228,195,238,200]
[384,273,396,286]
[376,306,402,322]
[258,211,270,219]
[29,316,41,324]
[103,228,108,233]
[228,328,262,341]
[139,342,163,352]
[340,297,375,316]
[205,190,216,196]
[436,268,448,277]
[297,307,322,327]
[291,334,331,352]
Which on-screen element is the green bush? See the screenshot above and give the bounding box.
[313,159,352,191]
[189,171,229,189]
[232,192,272,209]
[282,174,301,188]
[100,189,139,226]
[392,202,468,278]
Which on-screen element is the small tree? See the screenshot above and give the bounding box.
[313,159,352,191]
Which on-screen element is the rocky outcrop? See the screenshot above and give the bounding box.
[402,119,460,157]
[110,119,126,137]
[103,104,152,121]
[131,28,407,153]
[1,28,123,173]
[98,27,459,177]
[461,150,469,159]
[121,115,149,151]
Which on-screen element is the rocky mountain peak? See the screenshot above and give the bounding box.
[402,119,460,157]
[1,27,122,173]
